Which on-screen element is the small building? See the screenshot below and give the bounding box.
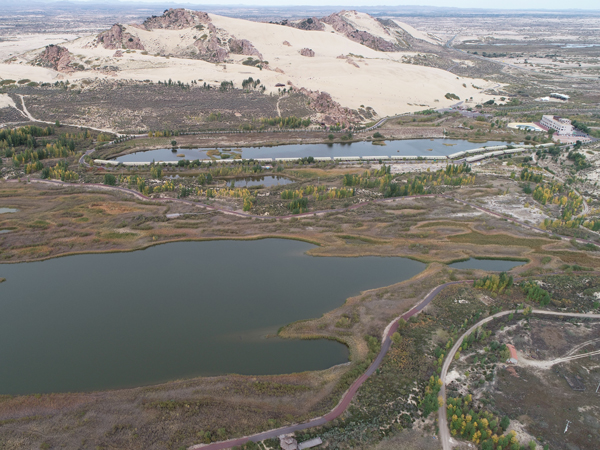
[540,115,574,135]
[279,435,298,450]
[298,438,323,450]
[506,344,518,364]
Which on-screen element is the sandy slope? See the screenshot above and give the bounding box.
[0,33,80,60]
[392,20,442,45]
[0,12,498,117]
[337,10,395,42]
[0,93,16,108]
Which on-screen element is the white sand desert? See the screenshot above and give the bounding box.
[0,9,498,118]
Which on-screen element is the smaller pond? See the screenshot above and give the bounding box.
[0,208,18,214]
[448,258,525,271]
[165,174,293,187]
[228,176,293,188]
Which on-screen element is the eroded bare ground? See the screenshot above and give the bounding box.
[432,272,600,450]
[495,304,600,450]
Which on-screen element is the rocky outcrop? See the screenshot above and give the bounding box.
[282,41,291,47]
[97,24,145,50]
[139,9,263,63]
[193,23,228,62]
[281,11,402,52]
[300,48,315,57]
[113,50,123,57]
[295,87,358,126]
[294,17,324,31]
[37,45,73,73]
[321,12,400,52]
[229,38,263,60]
[142,8,210,30]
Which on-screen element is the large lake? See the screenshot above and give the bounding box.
[0,239,425,395]
[115,139,511,162]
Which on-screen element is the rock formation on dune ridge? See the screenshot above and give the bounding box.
[97,9,264,63]
[229,38,263,60]
[277,11,403,52]
[193,25,229,63]
[142,8,210,30]
[293,17,325,31]
[36,45,74,73]
[97,24,145,50]
[321,12,400,52]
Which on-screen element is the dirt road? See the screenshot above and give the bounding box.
[438,309,600,450]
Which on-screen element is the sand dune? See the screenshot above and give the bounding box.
[0,10,498,118]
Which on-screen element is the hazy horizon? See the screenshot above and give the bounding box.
[7,0,600,11]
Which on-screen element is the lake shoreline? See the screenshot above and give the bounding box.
[108,137,518,163]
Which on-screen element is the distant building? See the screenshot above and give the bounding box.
[550,93,570,101]
[540,115,574,135]
[506,344,518,364]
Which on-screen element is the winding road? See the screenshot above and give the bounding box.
[189,280,468,450]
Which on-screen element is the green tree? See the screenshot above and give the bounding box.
[392,332,402,345]
[482,440,494,450]
[500,416,510,431]
[171,140,177,147]
[103,174,116,186]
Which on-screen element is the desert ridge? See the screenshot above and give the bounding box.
[1,9,498,117]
